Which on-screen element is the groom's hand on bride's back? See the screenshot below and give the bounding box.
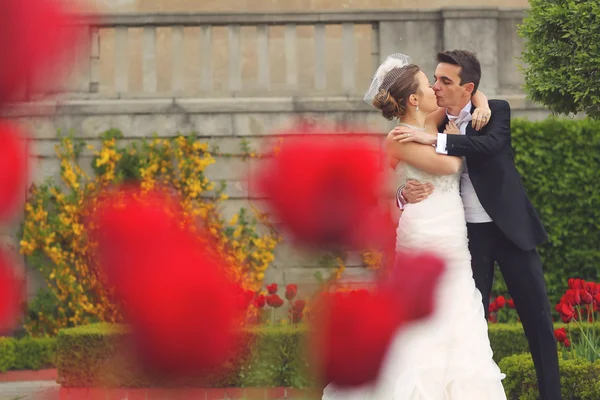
[403,180,433,204]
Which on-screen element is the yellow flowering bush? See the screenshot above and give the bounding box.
[19,129,281,336]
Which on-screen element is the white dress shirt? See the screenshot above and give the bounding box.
[436,102,492,223]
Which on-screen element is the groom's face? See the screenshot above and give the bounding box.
[432,63,470,108]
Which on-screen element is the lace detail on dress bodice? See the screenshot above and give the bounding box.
[395,161,464,194]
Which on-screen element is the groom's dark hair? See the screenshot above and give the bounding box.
[436,50,481,94]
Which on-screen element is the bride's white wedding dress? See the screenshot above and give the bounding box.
[322,161,507,400]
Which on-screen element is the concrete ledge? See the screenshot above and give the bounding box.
[3,95,545,118]
[67,8,528,27]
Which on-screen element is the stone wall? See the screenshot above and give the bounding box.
[7,7,553,298]
[91,0,529,13]
[8,93,551,297]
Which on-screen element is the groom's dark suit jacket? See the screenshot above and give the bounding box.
[438,99,548,251]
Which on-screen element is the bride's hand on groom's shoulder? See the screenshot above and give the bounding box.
[472,107,492,131]
[390,126,437,145]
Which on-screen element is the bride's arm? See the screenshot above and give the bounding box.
[385,134,462,176]
[424,90,490,130]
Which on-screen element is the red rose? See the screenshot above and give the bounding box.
[554,328,568,343]
[285,284,298,301]
[594,293,600,306]
[495,296,506,309]
[251,132,387,251]
[581,290,593,305]
[507,299,515,309]
[254,295,266,308]
[564,339,571,348]
[0,122,29,221]
[293,299,306,312]
[267,283,278,295]
[267,294,284,308]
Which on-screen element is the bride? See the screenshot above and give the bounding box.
[322,54,507,399]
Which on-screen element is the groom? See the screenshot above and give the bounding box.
[392,50,561,400]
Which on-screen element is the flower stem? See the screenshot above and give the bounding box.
[573,318,600,359]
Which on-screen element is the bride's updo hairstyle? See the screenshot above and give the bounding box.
[372,64,420,121]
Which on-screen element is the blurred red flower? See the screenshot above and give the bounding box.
[0,121,29,222]
[309,252,446,388]
[254,295,266,308]
[266,283,278,295]
[0,0,90,104]
[0,249,24,333]
[285,284,298,301]
[89,185,243,376]
[266,294,284,308]
[252,131,389,251]
[309,290,406,388]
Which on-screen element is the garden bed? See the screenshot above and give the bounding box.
[53,322,600,388]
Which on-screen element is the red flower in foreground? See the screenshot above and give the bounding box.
[309,252,445,388]
[90,186,244,376]
[0,250,24,333]
[379,252,446,321]
[266,294,284,308]
[0,0,89,104]
[309,290,406,388]
[285,284,298,301]
[0,121,29,222]
[252,132,388,251]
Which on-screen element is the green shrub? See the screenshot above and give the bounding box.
[58,322,600,387]
[0,338,17,372]
[518,0,600,118]
[13,337,57,370]
[56,324,313,388]
[500,353,600,400]
[0,336,57,372]
[492,118,600,308]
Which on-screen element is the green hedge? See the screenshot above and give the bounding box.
[56,323,312,388]
[500,353,600,400]
[56,322,599,387]
[493,118,600,307]
[0,336,56,372]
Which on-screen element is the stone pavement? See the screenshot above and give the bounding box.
[0,381,59,400]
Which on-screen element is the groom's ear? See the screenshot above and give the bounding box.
[463,82,475,95]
